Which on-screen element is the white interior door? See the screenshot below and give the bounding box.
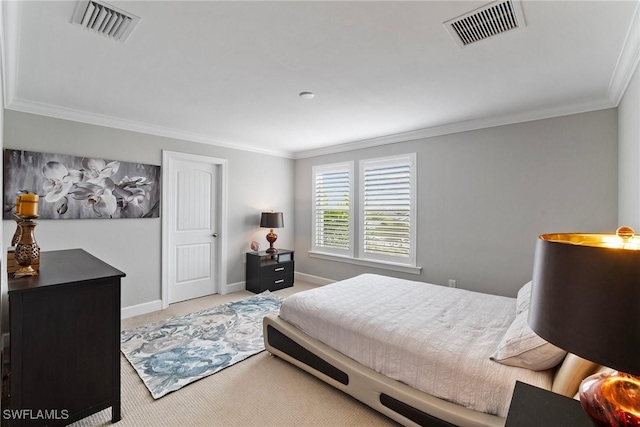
[163,152,227,305]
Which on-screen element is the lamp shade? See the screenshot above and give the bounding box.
[260,212,284,229]
[529,230,640,376]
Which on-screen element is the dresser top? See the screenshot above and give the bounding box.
[8,248,126,293]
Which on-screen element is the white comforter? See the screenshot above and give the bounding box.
[279,273,553,417]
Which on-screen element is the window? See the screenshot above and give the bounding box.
[311,154,417,270]
[359,154,416,265]
[312,162,354,256]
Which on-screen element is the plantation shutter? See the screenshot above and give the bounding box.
[360,154,416,264]
[312,163,353,255]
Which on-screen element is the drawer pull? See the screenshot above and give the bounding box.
[274,267,285,272]
[274,279,285,284]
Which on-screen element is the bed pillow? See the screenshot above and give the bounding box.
[491,309,567,371]
[516,281,532,315]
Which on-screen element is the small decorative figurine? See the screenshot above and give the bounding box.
[250,241,260,252]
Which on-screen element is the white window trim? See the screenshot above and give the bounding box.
[308,251,422,275]
[358,153,417,267]
[311,162,354,257]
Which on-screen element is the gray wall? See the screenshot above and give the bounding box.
[618,65,640,229]
[1,103,627,308]
[2,111,295,309]
[295,109,619,297]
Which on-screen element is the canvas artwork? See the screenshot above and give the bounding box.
[3,149,161,219]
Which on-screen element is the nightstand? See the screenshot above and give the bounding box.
[505,381,592,427]
[246,250,294,293]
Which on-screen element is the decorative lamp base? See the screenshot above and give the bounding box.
[579,371,640,427]
[266,229,278,253]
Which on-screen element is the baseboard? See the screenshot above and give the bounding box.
[223,281,245,294]
[295,272,335,286]
[121,299,163,319]
[122,282,246,318]
[122,276,319,319]
[223,274,331,293]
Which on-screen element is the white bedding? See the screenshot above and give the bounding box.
[279,273,553,417]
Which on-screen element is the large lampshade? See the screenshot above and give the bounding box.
[529,227,640,426]
[260,212,284,229]
[260,212,284,253]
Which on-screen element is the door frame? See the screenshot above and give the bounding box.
[161,150,228,309]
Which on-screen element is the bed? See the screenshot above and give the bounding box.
[263,273,600,427]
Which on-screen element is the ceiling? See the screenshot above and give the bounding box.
[4,1,640,158]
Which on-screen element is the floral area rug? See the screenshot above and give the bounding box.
[121,292,282,399]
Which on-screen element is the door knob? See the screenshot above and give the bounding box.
[211,233,218,237]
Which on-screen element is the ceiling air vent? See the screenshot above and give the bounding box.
[71,0,140,43]
[444,0,525,48]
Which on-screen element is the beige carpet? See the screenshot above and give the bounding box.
[71,282,399,427]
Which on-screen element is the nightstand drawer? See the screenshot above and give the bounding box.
[261,261,293,277]
[267,274,294,291]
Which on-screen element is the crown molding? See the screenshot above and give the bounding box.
[6,93,620,161]
[6,98,295,159]
[293,97,616,159]
[609,0,640,105]
[4,88,621,164]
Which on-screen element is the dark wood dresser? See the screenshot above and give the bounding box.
[7,249,125,426]
[246,250,294,293]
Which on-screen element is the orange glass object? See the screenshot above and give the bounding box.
[579,371,640,427]
[15,196,21,215]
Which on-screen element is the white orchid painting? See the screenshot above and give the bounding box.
[4,149,160,219]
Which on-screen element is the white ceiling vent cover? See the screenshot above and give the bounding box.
[71,0,140,43]
[444,0,525,48]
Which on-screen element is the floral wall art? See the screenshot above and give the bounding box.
[3,149,161,219]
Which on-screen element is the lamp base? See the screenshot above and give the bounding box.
[265,229,278,253]
[579,371,640,427]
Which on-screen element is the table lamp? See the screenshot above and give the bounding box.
[529,226,640,427]
[260,211,284,253]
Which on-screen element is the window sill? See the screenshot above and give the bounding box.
[308,251,422,275]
